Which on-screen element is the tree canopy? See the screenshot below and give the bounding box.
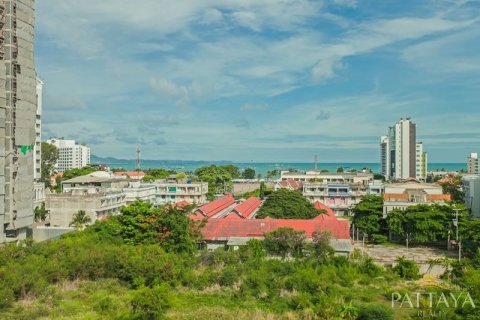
[242,167,256,179]
[40,142,59,184]
[352,195,385,240]
[256,189,321,219]
[194,165,236,199]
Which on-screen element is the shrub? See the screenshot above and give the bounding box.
[130,285,173,320]
[393,256,420,280]
[357,304,394,320]
[371,234,388,244]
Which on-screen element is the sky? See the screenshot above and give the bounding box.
[36,0,480,163]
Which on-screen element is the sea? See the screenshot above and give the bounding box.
[91,156,465,176]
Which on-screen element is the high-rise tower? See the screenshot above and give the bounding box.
[0,0,37,242]
[380,118,419,181]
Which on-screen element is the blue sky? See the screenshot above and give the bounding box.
[36,0,480,162]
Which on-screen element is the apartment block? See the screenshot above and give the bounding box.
[46,138,91,172]
[1,0,37,242]
[467,153,479,174]
[381,118,427,181]
[462,175,480,218]
[415,142,428,180]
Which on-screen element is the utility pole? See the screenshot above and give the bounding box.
[135,145,141,171]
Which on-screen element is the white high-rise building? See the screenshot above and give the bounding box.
[34,78,43,180]
[416,142,428,180]
[46,138,91,173]
[467,153,479,174]
[380,118,419,181]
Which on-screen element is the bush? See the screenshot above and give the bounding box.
[130,285,173,320]
[357,304,394,320]
[371,234,388,244]
[393,256,420,280]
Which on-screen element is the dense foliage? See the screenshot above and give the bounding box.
[194,165,236,199]
[40,142,59,185]
[352,195,385,241]
[242,167,256,179]
[256,189,321,219]
[1,200,480,319]
[142,168,177,182]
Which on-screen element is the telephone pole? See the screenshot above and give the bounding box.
[135,145,141,171]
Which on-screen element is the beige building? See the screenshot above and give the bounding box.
[383,181,451,215]
[46,172,128,227]
[152,181,208,206]
[467,153,479,174]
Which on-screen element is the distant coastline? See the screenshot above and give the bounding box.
[91,155,465,176]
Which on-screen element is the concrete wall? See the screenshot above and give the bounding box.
[30,226,74,242]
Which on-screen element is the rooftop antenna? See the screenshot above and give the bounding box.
[314,154,318,179]
[135,145,141,171]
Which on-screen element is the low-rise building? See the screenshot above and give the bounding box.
[46,172,128,227]
[462,175,480,218]
[47,190,126,228]
[33,182,46,209]
[152,181,208,206]
[113,171,146,181]
[123,182,156,204]
[383,181,451,215]
[280,171,374,184]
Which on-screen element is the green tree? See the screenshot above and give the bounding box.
[440,175,464,202]
[34,202,48,222]
[144,168,176,180]
[242,167,256,179]
[311,230,334,261]
[40,142,59,185]
[176,172,188,180]
[69,210,92,229]
[352,195,385,241]
[222,165,241,179]
[264,227,307,258]
[194,165,234,199]
[62,165,100,181]
[337,167,344,173]
[256,189,320,219]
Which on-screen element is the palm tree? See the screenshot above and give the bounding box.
[69,210,92,230]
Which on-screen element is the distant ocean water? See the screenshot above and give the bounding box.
[92,157,466,176]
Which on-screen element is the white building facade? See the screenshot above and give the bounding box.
[46,138,91,172]
[381,118,427,181]
[462,175,480,218]
[34,78,43,180]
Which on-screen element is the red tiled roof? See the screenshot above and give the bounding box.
[231,196,261,218]
[114,171,145,177]
[224,212,244,219]
[201,218,350,240]
[175,200,190,207]
[313,201,336,220]
[278,178,303,190]
[195,193,236,218]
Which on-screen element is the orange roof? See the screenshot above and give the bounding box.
[427,194,451,201]
[231,196,262,218]
[114,171,145,177]
[278,178,302,190]
[313,201,336,219]
[195,193,236,218]
[201,218,351,240]
[384,193,409,200]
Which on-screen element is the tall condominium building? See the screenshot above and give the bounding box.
[467,153,479,174]
[34,77,42,180]
[380,136,390,178]
[380,118,420,180]
[0,0,37,242]
[46,138,91,172]
[415,142,428,180]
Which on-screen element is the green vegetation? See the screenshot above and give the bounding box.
[241,167,256,179]
[69,210,92,230]
[351,195,385,241]
[34,202,48,222]
[256,189,321,219]
[40,142,59,186]
[440,175,465,202]
[1,201,480,319]
[62,165,101,181]
[194,165,236,199]
[392,256,420,280]
[143,168,177,182]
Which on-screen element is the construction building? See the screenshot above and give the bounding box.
[0,0,37,242]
